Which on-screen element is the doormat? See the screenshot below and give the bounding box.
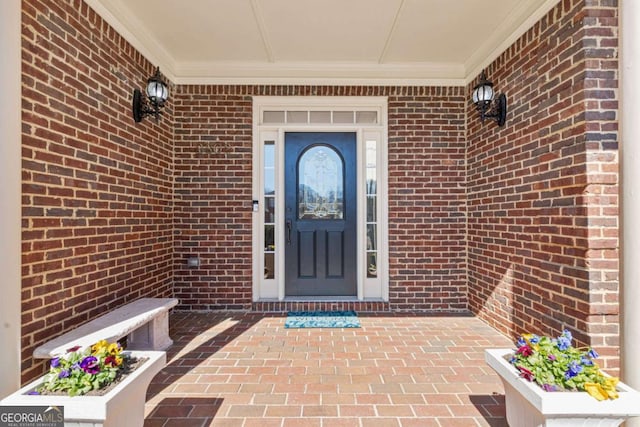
[285,310,361,328]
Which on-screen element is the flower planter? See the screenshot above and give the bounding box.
[0,350,165,427]
[486,348,640,427]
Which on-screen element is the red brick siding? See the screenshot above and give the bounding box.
[173,87,253,310]
[388,88,467,310]
[173,86,467,311]
[466,0,619,370]
[21,0,174,382]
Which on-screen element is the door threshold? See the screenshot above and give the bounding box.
[252,299,390,313]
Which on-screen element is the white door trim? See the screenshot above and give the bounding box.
[252,96,389,301]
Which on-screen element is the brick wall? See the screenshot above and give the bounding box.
[388,87,467,310]
[173,86,467,311]
[21,0,174,382]
[466,0,619,370]
[173,86,253,310]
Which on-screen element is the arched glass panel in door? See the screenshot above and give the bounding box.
[297,146,344,220]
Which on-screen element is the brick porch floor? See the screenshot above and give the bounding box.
[144,312,513,427]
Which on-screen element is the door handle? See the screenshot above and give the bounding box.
[286,219,292,244]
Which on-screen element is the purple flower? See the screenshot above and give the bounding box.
[557,336,571,351]
[588,348,599,359]
[548,354,557,361]
[581,356,594,366]
[80,356,100,374]
[565,360,583,380]
[27,390,40,395]
[58,369,70,379]
[569,361,582,374]
[529,335,540,344]
[517,336,526,347]
[542,384,558,392]
[50,357,60,368]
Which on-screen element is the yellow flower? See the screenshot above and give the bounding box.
[107,343,121,355]
[91,340,109,353]
[584,377,619,401]
[584,383,608,401]
[603,377,620,399]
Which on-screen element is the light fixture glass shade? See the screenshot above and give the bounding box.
[146,79,168,104]
[472,83,494,104]
[145,67,168,105]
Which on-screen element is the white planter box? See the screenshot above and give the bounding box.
[486,348,640,427]
[0,350,165,427]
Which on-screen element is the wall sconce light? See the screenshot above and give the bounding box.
[472,70,507,127]
[132,66,169,123]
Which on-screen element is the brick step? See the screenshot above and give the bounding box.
[251,300,390,313]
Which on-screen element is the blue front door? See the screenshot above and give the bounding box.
[284,132,357,296]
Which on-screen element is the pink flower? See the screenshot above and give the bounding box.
[516,345,533,357]
[104,355,118,367]
[517,366,535,381]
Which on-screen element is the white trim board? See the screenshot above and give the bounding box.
[252,96,389,302]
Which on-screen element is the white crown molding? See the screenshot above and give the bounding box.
[172,61,465,86]
[83,0,177,82]
[464,0,563,84]
[175,76,466,87]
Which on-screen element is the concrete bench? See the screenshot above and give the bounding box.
[34,297,178,358]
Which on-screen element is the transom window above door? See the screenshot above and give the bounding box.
[262,110,379,125]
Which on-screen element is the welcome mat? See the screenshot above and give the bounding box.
[285,310,361,328]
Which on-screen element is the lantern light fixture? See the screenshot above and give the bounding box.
[472,70,507,127]
[132,66,169,123]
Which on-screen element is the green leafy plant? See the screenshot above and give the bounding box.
[36,340,129,396]
[510,330,619,400]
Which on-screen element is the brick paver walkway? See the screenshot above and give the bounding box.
[144,312,513,427]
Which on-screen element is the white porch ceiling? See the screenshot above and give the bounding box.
[85,0,561,86]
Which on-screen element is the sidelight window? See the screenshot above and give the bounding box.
[365,140,378,278]
[264,142,275,279]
